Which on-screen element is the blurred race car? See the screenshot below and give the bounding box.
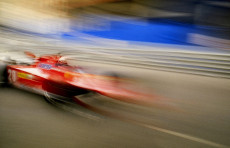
[0,51,154,104]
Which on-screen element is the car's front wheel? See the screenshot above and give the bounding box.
[0,62,8,86]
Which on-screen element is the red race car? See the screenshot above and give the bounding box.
[0,51,155,104]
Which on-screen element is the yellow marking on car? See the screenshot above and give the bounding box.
[64,72,72,78]
[18,72,33,80]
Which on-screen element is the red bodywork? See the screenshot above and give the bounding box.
[7,54,154,103]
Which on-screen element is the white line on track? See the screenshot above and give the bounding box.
[74,95,230,148]
[136,122,229,148]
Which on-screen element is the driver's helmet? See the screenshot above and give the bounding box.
[57,56,68,66]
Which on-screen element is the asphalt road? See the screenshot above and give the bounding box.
[0,69,230,148]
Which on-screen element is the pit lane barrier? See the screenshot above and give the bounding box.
[60,46,230,79]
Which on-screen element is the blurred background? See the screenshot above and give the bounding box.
[0,0,230,148]
[0,0,230,46]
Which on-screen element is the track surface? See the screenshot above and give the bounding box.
[0,70,230,148]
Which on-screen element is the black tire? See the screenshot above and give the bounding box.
[0,62,8,87]
[103,72,124,86]
[103,72,120,78]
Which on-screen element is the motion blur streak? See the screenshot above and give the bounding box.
[0,0,230,148]
[139,123,229,148]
